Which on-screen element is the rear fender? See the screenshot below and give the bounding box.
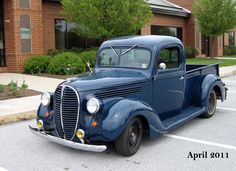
[101,99,165,141]
[201,74,225,105]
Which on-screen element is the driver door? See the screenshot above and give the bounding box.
[153,46,185,120]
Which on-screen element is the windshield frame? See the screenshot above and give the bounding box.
[96,46,152,70]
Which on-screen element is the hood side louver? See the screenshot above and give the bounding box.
[95,85,142,99]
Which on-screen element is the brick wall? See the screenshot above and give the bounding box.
[42,1,62,53]
[168,0,194,11]
[141,14,187,45]
[3,0,44,73]
[3,0,18,72]
[0,67,7,72]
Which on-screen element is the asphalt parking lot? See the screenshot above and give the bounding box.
[0,76,236,171]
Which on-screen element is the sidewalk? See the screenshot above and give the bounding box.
[216,57,236,60]
[0,73,64,92]
[0,95,40,124]
[1,67,236,125]
[0,73,64,124]
[219,65,236,77]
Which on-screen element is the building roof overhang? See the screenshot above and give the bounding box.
[149,0,191,17]
[44,0,191,18]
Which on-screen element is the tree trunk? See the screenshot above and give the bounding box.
[210,37,215,58]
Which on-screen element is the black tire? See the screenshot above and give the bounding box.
[115,117,143,156]
[200,90,217,118]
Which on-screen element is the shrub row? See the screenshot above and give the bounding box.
[24,56,50,75]
[185,46,199,58]
[24,50,97,75]
[223,45,236,56]
[24,45,198,75]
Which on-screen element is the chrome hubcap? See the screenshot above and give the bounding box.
[129,124,139,147]
[208,91,216,115]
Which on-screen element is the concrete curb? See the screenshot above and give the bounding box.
[220,70,236,78]
[0,110,36,125]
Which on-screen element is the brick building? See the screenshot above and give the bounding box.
[0,0,235,73]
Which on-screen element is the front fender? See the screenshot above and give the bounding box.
[37,104,54,130]
[101,98,165,141]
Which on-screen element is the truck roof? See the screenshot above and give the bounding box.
[101,35,183,48]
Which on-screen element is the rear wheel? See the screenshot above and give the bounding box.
[201,90,217,118]
[115,117,143,156]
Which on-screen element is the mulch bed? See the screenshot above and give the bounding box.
[0,88,41,101]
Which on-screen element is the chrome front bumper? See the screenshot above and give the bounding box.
[29,126,107,152]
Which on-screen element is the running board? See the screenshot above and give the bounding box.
[162,106,206,132]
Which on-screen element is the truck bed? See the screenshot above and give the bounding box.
[186,64,219,77]
[184,63,220,107]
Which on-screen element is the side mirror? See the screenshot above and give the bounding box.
[159,63,166,70]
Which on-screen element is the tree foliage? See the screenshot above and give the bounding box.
[61,0,152,39]
[194,0,236,57]
[194,0,236,37]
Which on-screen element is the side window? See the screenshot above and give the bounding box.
[157,47,180,70]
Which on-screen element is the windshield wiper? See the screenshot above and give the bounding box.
[121,44,137,56]
[109,45,119,57]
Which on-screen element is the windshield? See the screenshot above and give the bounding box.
[98,46,151,69]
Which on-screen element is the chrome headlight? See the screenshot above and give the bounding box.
[86,97,100,114]
[41,92,51,106]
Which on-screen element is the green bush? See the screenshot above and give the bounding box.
[47,48,86,57]
[0,84,5,93]
[79,50,97,69]
[48,52,86,75]
[185,46,199,58]
[229,45,236,55]
[70,47,84,54]
[223,46,232,56]
[224,45,236,55]
[47,49,61,57]
[24,55,50,74]
[85,47,99,52]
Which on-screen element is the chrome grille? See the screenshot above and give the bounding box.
[54,85,80,140]
[54,86,64,138]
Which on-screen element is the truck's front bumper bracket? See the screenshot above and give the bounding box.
[29,126,107,152]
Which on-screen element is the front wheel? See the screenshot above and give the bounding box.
[200,90,217,118]
[115,117,143,156]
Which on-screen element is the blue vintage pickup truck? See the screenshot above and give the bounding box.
[30,35,227,156]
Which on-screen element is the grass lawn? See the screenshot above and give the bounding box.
[186,58,236,67]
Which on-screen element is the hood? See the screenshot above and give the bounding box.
[65,69,148,92]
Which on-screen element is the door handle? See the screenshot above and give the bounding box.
[179,76,184,80]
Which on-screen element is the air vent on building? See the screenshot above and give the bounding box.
[19,0,30,8]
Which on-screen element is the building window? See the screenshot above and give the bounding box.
[151,25,183,41]
[228,31,235,45]
[55,19,101,50]
[20,15,31,53]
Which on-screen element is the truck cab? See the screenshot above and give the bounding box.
[30,36,227,156]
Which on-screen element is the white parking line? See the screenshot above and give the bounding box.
[217,107,236,111]
[0,167,8,171]
[165,134,236,151]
